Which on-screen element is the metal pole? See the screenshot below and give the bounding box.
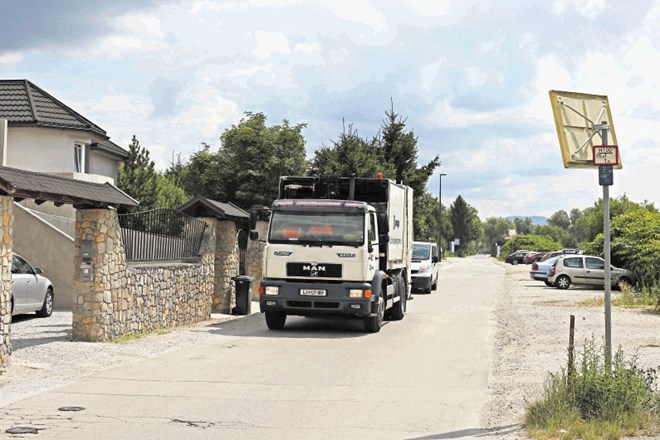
[602,123,612,370]
[438,173,446,261]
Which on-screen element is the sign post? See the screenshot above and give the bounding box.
[549,91,622,370]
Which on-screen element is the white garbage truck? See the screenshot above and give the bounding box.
[255,174,413,332]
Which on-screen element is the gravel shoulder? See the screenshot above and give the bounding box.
[483,260,660,439]
[2,263,659,438]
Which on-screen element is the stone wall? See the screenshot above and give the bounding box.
[0,196,13,367]
[72,209,216,342]
[214,220,239,314]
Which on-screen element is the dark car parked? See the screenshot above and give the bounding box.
[505,251,529,265]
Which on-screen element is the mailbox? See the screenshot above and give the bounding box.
[81,240,93,263]
[80,263,93,281]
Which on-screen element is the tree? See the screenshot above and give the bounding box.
[155,174,188,209]
[514,217,534,235]
[313,122,389,177]
[168,143,226,201]
[548,210,571,230]
[414,192,441,241]
[379,102,440,206]
[219,113,307,208]
[168,113,308,209]
[574,195,656,244]
[118,135,160,210]
[482,217,514,254]
[312,102,440,235]
[448,195,481,256]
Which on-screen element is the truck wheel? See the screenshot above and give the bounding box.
[265,311,286,330]
[364,294,384,333]
[389,276,406,321]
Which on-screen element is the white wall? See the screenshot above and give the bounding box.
[89,150,120,183]
[6,127,121,182]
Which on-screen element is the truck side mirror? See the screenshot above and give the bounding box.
[250,209,258,231]
[432,256,438,263]
[249,230,259,240]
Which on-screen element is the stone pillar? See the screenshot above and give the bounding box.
[72,208,126,342]
[214,220,239,314]
[0,196,13,366]
[246,220,268,300]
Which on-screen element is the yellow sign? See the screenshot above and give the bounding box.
[549,90,622,169]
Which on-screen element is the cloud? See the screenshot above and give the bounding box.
[318,0,388,34]
[0,0,165,54]
[404,0,452,17]
[0,52,23,64]
[252,31,291,59]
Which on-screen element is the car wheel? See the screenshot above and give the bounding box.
[431,278,437,291]
[555,275,571,290]
[511,260,519,265]
[37,287,54,318]
[364,292,384,332]
[265,311,286,330]
[390,276,406,321]
[544,281,555,287]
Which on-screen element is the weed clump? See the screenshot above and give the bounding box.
[526,338,660,439]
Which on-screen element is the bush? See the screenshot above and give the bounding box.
[501,235,562,258]
[526,338,660,439]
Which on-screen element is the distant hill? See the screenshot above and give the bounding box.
[506,215,548,225]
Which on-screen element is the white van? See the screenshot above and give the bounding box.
[411,241,439,293]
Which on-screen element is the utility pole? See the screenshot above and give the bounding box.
[439,173,447,261]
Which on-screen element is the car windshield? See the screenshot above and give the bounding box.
[413,244,431,260]
[269,211,364,245]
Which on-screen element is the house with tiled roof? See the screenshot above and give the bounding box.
[0,79,130,310]
[0,79,128,184]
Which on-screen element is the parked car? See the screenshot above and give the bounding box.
[411,241,439,293]
[11,254,54,317]
[529,256,559,286]
[540,248,582,262]
[524,252,543,264]
[505,251,529,265]
[547,255,634,290]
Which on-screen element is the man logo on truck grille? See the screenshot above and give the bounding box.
[303,264,325,277]
[287,263,342,278]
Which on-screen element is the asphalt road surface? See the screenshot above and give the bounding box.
[1,256,503,439]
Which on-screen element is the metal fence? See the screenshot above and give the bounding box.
[118,209,208,261]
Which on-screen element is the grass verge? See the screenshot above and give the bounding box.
[108,328,170,344]
[526,338,660,439]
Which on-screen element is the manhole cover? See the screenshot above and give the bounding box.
[58,406,85,412]
[6,426,39,434]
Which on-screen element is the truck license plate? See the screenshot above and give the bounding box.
[300,289,326,296]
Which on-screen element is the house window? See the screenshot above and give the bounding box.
[74,143,86,173]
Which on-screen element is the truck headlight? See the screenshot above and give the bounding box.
[349,289,372,299]
[418,263,430,273]
[265,286,279,295]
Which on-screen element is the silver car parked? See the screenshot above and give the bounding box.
[547,255,634,290]
[11,254,54,317]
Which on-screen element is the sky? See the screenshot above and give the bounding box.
[2,0,660,220]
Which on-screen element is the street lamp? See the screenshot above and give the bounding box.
[438,172,447,261]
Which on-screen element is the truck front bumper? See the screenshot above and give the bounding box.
[259,279,378,318]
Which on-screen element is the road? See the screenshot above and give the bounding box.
[2,256,504,439]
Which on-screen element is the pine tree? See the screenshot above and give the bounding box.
[117,135,160,210]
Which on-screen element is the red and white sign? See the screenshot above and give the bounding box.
[592,145,619,166]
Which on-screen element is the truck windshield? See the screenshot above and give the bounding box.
[412,244,431,260]
[269,211,364,245]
